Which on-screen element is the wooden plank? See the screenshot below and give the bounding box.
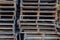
[0,28,13,29]
[22,3,38,5]
[40,11,56,13]
[38,19,56,21]
[0,23,14,25]
[0,19,14,21]
[0,0,16,1]
[22,11,38,12]
[21,15,55,17]
[0,36,14,38]
[0,6,15,8]
[22,6,38,8]
[0,38,14,40]
[0,1,16,4]
[0,32,14,34]
[40,3,56,5]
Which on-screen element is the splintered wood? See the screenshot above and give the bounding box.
[0,0,16,40]
[19,0,60,40]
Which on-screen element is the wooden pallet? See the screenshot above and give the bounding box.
[23,33,60,40]
[20,0,57,33]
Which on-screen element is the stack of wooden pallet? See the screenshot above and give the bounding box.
[0,0,16,40]
[19,0,60,40]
